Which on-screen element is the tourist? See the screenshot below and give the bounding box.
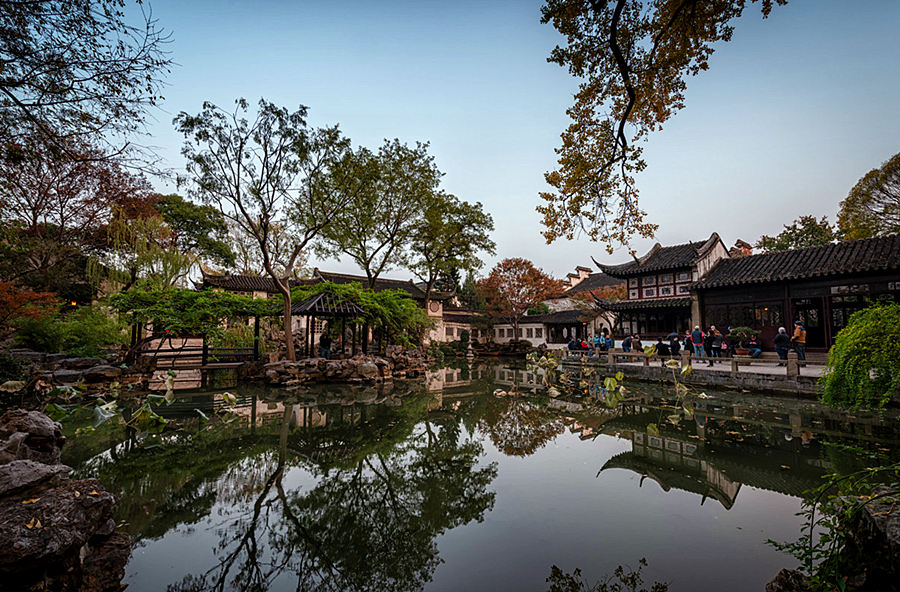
[633,334,643,351]
[690,326,705,358]
[319,331,332,360]
[656,337,670,361]
[567,336,577,351]
[747,334,762,359]
[622,334,633,353]
[792,320,807,361]
[704,326,716,363]
[593,332,602,352]
[774,327,791,365]
[670,334,681,358]
[602,328,614,350]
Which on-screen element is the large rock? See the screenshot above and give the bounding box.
[52,369,83,384]
[82,365,122,382]
[766,569,810,592]
[0,410,66,465]
[0,478,115,572]
[0,460,70,497]
[59,357,104,370]
[356,362,379,379]
[79,530,131,592]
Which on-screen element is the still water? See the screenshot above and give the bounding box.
[61,363,900,592]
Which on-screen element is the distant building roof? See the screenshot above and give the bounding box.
[694,234,900,290]
[596,233,723,278]
[199,273,313,293]
[566,272,625,294]
[511,308,599,326]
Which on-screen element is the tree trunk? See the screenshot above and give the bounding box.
[282,290,295,361]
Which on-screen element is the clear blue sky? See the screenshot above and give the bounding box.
[143,0,900,278]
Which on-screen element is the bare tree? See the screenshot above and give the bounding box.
[175,99,367,361]
[0,0,171,161]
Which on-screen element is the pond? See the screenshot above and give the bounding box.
[60,362,900,592]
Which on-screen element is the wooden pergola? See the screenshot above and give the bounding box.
[291,292,365,358]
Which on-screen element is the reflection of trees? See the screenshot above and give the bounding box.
[166,405,497,592]
[479,398,565,457]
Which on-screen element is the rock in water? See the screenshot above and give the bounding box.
[0,410,66,465]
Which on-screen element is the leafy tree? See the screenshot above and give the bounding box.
[409,192,496,302]
[0,132,151,289]
[538,0,784,249]
[821,301,900,408]
[477,258,564,338]
[175,98,360,361]
[0,0,171,158]
[837,151,900,239]
[153,194,234,267]
[103,213,196,290]
[755,215,836,253]
[316,139,441,288]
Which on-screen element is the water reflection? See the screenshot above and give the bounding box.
[59,362,900,592]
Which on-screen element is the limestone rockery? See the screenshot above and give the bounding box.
[0,410,129,592]
[262,351,428,386]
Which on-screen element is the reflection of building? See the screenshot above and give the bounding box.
[604,430,741,509]
[425,364,492,393]
[595,396,893,507]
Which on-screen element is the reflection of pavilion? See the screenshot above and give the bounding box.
[603,431,740,509]
[599,405,833,509]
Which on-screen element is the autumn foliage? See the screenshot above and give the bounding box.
[0,282,59,339]
[477,258,564,336]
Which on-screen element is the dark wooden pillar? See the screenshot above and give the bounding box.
[253,316,261,361]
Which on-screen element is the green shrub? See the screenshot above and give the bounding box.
[14,306,127,357]
[0,352,25,382]
[821,301,900,408]
[14,314,65,353]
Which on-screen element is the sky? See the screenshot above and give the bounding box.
[140,0,900,280]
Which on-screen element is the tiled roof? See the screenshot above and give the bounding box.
[313,269,428,299]
[694,234,900,289]
[596,233,721,278]
[443,312,477,324]
[567,272,625,294]
[520,308,599,325]
[199,274,313,293]
[597,296,693,311]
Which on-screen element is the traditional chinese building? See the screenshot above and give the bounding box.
[693,234,900,351]
[594,233,729,338]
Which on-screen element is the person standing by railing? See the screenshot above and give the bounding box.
[792,320,807,361]
[774,327,790,365]
[690,326,705,358]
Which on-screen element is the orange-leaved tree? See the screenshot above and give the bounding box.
[477,258,564,339]
[0,281,59,339]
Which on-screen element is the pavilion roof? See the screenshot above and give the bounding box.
[290,292,365,318]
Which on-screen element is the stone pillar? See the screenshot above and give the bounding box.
[787,351,800,377]
[680,349,691,367]
[642,355,650,367]
[731,357,739,372]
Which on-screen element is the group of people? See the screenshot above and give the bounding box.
[571,321,808,366]
[567,328,614,353]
